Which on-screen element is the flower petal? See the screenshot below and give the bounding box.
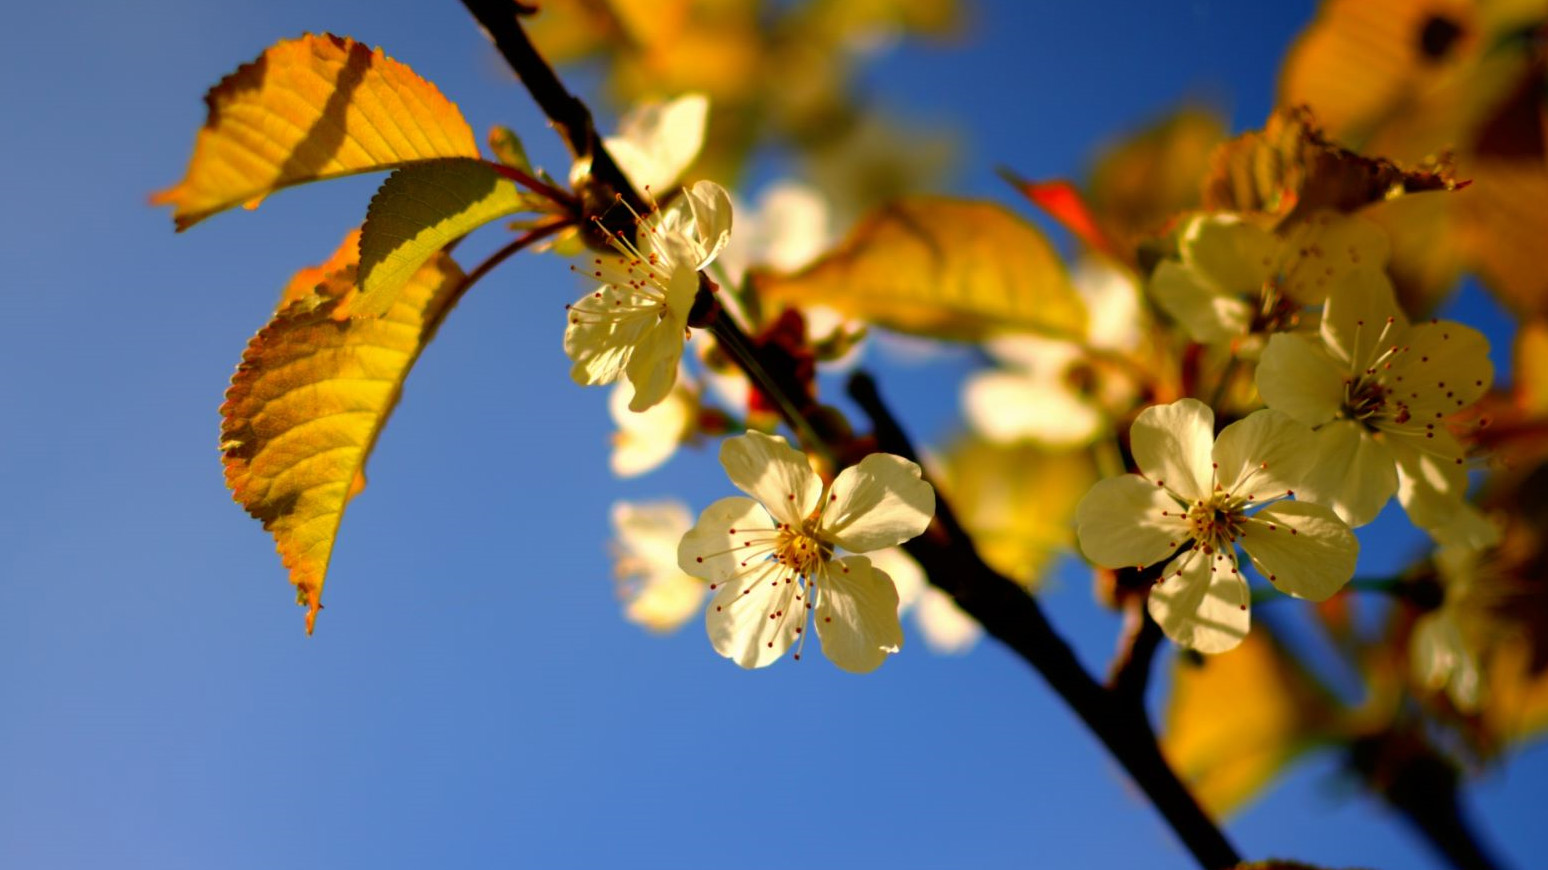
[1279,211,1390,305]
[1299,420,1397,527]
[1147,549,1250,654]
[623,316,688,411]
[1240,501,1357,602]
[1150,260,1253,344]
[683,180,734,268]
[1075,475,1188,570]
[822,453,935,553]
[814,556,904,673]
[1320,269,1406,371]
[703,556,803,670]
[1257,332,1346,427]
[677,496,776,582]
[1388,430,1480,540]
[719,431,822,526]
[1182,215,1277,296]
[563,286,654,387]
[614,500,706,632]
[1131,398,1215,501]
[1388,320,1493,420]
[1212,409,1315,502]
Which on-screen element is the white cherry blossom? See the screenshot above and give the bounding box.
[563,181,733,411]
[1076,399,1358,653]
[608,380,696,478]
[678,431,935,672]
[1255,269,1494,544]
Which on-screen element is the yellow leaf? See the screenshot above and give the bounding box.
[753,198,1084,342]
[937,437,1091,588]
[355,158,536,316]
[1483,637,1548,747]
[220,231,464,633]
[1454,160,1548,316]
[154,34,478,230]
[1163,630,1337,817]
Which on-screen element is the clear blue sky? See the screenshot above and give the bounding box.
[1,1,1543,867]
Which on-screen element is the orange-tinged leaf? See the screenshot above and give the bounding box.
[221,232,464,633]
[1483,637,1548,747]
[1202,106,1459,224]
[1163,629,1338,816]
[1086,106,1227,248]
[752,198,1084,342]
[154,34,478,230]
[1454,160,1548,315]
[1008,177,1120,260]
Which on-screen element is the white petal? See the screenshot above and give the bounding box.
[704,557,803,669]
[614,499,693,573]
[822,453,935,553]
[1257,332,1346,427]
[718,431,822,526]
[1240,501,1358,602]
[914,588,983,654]
[1147,549,1250,654]
[1300,420,1397,527]
[683,180,734,269]
[814,556,905,673]
[563,287,655,387]
[1279,211,1391,305]
[1212,409,1315,502]
[1074,475,1188,570]
[1149,260,1253,344]
[1131,398,1215,501]
[604,93,709,194]
[1320,269,1406,371]
[1388,321,1493,420]
[677,496,776,582]
[623,316,687,412]
[613,501,705,633]
[1388,431,1475,537]
[1181,214,1277,295]
[962,371,1103,446]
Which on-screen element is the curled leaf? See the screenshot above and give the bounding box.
[753,198,1084,341]
[220,231,465,632]
[356,158,538,316]
[155,34,478,230]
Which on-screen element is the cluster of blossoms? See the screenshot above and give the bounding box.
[576,97,1497,668]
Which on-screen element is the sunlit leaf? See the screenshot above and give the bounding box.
[488,125,534,175]
[1483,637,1548,748]
[1007,177,1121,260]
[154,34,478,230]
[1201,106,1458,224]
[220,231,465,633]
[753,198,1084,341]
[1163,629,1339,816]
[355,158,537,316]
[1455,160,1548,316]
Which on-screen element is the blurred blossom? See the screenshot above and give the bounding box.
[963,260,1142,446]
[1149,211,1389,350]
[1412,545,1490,712]
[609,380,696,478]
[871,546,982,655]
[611,500,708,633]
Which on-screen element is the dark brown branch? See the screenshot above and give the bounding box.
[458,0,647,218]
[1108,598,1165,705]
[1349,734,1510,870]
[848,372,1240,870]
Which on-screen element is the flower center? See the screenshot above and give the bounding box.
[1250,281,1302,334]
[773,521,831,578]
[1185,493,1247,554]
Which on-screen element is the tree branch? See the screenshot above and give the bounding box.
[848,372,1240,869]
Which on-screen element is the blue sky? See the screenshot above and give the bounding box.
[1,0,1544,867]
